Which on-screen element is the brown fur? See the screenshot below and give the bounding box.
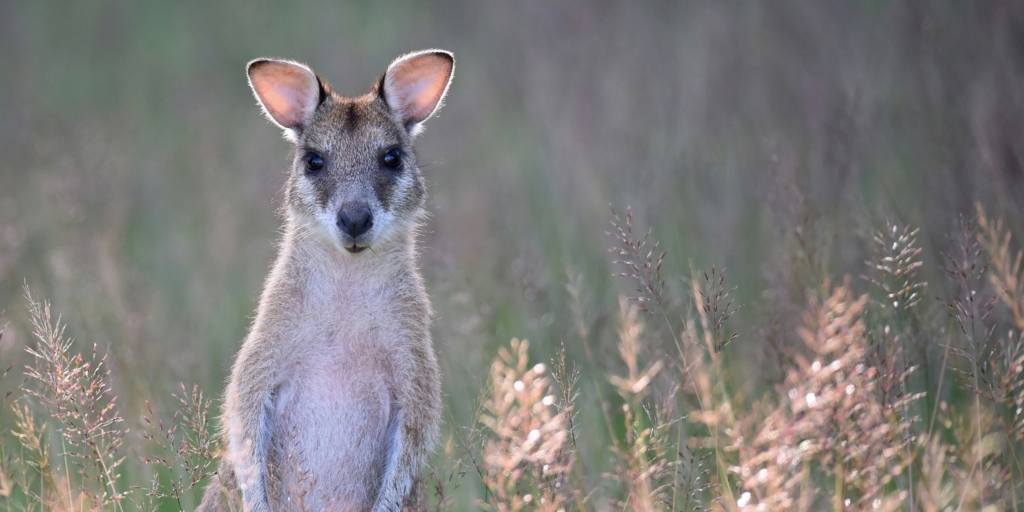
[198,50,453,512]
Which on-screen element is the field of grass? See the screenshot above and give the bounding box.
[2,1,1024,510]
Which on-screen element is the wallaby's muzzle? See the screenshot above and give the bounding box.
[337,202,374,251]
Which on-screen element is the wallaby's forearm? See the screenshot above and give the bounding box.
[225,339,277,511]
[374,341,442,511]
[196,459,239,512]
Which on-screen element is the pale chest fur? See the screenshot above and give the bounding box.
[254,242,432,509]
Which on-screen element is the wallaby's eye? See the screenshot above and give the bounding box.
[381,148,403,170]
[303,152,324,173]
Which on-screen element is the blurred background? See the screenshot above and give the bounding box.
[2,1,1023,508]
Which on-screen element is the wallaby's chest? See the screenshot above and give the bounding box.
[264,286,407,508]
[276,278,406,403]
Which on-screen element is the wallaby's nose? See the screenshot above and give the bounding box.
[337,203,373,238]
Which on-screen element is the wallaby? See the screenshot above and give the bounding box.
[197,50,453,512]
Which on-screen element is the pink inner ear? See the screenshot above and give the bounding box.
[385,54,452,128]
[250,63,319,130]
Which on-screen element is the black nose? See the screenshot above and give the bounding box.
[337,204,373,238]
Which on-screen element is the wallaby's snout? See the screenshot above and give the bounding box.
[338,202,373,245]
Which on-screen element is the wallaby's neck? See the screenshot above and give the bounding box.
[248,215,425,345]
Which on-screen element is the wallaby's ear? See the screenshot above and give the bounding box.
[380,50,454,136]
[247,58,324,138]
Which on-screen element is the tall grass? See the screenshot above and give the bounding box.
[4,204,1023,510]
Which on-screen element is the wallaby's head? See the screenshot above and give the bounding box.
[247,50,454,255]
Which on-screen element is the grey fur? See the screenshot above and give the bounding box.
[197,50,453,512]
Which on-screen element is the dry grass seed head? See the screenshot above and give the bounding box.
[141,382,220,505]
[608,206,667,313]
[609,297,664,399]
[606,403,678,512]
[699,267,741,353]
[942,218,997,355]
[976,203,1024,331]
[738,280,913,511]
[21,287,128,510]
[915,435,957,512]
[862,220,926,318]
[479,339,572,511]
